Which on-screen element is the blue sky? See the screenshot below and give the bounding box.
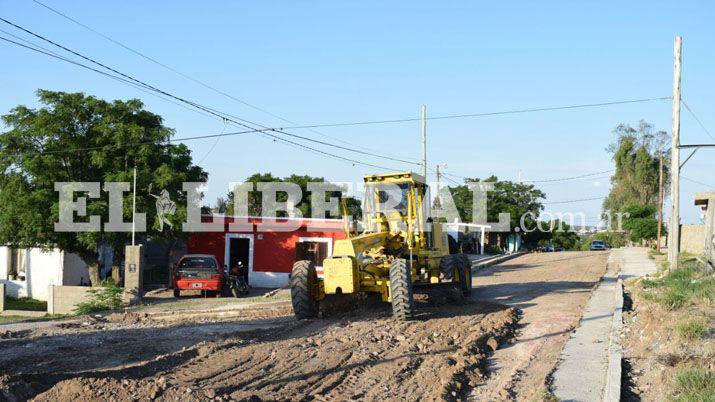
[1,1,713,224]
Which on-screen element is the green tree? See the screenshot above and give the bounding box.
[603,121,668,222]
[621,203,662,243]
[0,90,207,284]
[225,173,362,219]
[449,175,546,237]
[542,220,582,250]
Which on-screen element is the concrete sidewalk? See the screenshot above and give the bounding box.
[551,248,657,401]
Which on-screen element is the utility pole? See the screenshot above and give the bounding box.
[668,36,682,270]
[434,163,441,218]
[421,105,427,179]
[132,165,137,246]
[657,152,664,252]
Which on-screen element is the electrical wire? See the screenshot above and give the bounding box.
[0,19,405,171]
[265,97,671,130]
[682,176,714,189]
[681,99,715,142]
[543,196,606,205]
[439,169,615,185]
[521,169,614,183]
[30,0,420,161]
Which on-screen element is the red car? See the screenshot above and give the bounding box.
[172,254,224,297]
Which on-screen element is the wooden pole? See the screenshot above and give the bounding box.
[421,105,427,179]
[132,165,137,246]
[657,152,664,252]
[668,36,682,270]
[435,163,441,218]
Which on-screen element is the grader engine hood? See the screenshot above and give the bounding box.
[332,231,391,258]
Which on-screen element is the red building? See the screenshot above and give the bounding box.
[187,216,347,288]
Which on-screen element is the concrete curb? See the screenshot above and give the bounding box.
[603,279,623,402]
[470,252,524,273]
[603,250,623,402]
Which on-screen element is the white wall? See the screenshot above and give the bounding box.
[25,248,63,301]
[0,246,87,301]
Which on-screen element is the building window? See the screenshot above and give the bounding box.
[8,248,27,281]
[295,241,329,268]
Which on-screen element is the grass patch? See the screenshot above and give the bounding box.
[74,281,123,315]
[0,314,66,324]
[677,321,707,341]
[5,297,47,311]
[674,369,715,401]
[639,259,715,309]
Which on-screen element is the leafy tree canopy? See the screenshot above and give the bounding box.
[621,203,662,243]
[222,172,362,219]
[0,90,207,268]
[449,175,546,234]
[603,121,669,218]
[536,219,582,250]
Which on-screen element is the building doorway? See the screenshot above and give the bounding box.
[295,237,333,270]
[225,234,253,284]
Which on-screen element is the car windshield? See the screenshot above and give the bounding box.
[178,257,217,271]
[592,241,604,246]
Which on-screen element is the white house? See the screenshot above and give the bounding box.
[0,247,88,301]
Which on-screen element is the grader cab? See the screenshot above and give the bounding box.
[290,172,471,320]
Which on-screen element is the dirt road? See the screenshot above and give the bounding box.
[471,251,610,401]
[0,252,608,401]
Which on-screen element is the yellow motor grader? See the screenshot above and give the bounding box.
[290,172,471,320]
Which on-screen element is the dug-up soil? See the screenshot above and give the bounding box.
[621,280,715,401]
[0,291,517,401]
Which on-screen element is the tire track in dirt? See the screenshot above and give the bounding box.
[6,293,518,401]
[470,251,610,401]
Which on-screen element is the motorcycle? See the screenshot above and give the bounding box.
[225,261,250,297]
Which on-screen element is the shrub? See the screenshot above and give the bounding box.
[485,244,502,255]
[676,321,707,341]
[74,281,123,315]
[675,369,715,402]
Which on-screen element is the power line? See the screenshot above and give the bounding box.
[682,176,713,189]
[439,169,615,184]
[0,19,406,171]
[681,99,715,142]
[266,97,671,130]
[522,169,615,183]
[30,0,418,162]
[0,32,228,124]
[543,196,606,205]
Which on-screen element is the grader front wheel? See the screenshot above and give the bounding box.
[290,260,319,319]
[389,258,414,320]
[457,254,473,297]
[441,254,472,297]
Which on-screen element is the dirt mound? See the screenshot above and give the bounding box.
[17,298,516,401]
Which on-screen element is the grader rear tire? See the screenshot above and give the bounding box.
[389,258,414,320]
[290,260,319,319]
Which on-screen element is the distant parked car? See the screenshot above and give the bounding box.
[172,254,224,297]
[589,240,607,251]
[553,246,565,252]
[540,244,555,252]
